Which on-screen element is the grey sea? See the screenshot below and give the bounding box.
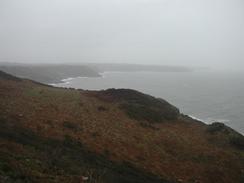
[53,70,244,134]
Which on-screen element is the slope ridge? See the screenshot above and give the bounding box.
[0,71,243,183]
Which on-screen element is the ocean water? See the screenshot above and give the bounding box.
[53,70,244,134]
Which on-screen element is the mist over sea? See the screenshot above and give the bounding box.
[54,70,244,134]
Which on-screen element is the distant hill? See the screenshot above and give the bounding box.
[88,63,193,73]
[0,71,243,183]
[0,63,193,84]
[0,64,100,84]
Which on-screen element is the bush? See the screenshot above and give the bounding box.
[63,121,78,131]
[120,103,165,123]
[229,135,244,150]
[139,122,158,130]
[97,106,107,111]
[99,89,180,122]
[206,122,226,133]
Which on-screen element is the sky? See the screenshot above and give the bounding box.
[0,0,243,69]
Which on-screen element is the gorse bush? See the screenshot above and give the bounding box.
[229,135,244,150]
[207,122,226,133]
[101,89,179,123]
[97,106,107,111]
[207,122,244,150]
[120,103,167,123]
[63,121,78,131]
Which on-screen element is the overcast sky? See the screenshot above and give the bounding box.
[0,0,243,69]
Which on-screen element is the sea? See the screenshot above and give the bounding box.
[52,70,244,134]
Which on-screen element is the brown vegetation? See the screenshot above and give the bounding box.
[0,71,243,183]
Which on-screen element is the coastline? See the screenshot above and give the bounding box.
[49,75,231,132]
[48,71,243,135]
[188,115,230,124]
[49,74,104,86]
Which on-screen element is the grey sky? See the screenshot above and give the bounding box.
[0,0,243,69]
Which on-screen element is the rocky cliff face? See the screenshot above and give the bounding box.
[0,71,243,183]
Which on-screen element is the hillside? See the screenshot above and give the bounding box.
[0,70,244,183]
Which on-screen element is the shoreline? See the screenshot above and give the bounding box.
[49,74,104,86]
[48,71,242,135]
[48,70,192,86]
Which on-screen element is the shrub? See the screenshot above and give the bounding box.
[99,89,180,122]
[91,132,99,138]
[97,106,107,111]
[229,135,244,150]
[120,104,164,123]
[63,121,78,131]
[206,122,226,133]
[139,122,158,130]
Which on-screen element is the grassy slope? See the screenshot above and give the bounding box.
[0,71,243,183]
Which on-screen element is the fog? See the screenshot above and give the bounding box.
[0,0,243,69]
